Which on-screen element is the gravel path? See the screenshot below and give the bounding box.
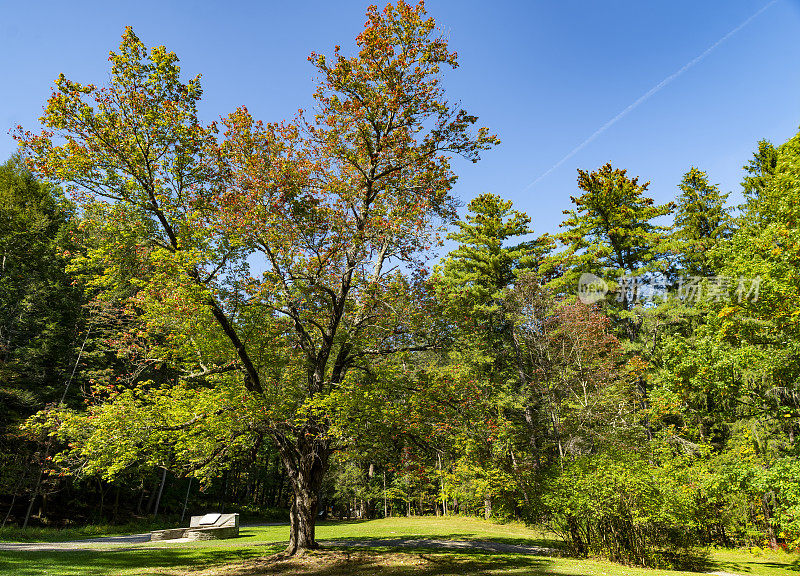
[0,533,152,551]
[0,523,288,552]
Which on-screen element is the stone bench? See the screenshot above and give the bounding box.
[150,527,189,541]
[149,513,239,541]
[186,525,239,541]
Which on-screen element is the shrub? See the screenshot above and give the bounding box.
[542,451,700,567]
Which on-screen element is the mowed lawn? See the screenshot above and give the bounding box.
[0,516,798,576]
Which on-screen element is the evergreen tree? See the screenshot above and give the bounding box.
[437,193,545,339]
[546,163,674,317]
[433,193,546,519]
[671,167,731,277]
[0,157,85,527]
[0,156,84,426]
[741,139,779,214]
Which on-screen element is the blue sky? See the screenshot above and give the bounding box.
[1,0,799,243]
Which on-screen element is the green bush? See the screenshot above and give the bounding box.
[542,451,701,567]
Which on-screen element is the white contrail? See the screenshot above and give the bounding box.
[523,0,779,192]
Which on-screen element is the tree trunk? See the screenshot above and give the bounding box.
[276,426,330,555]
[152,467,167,518]
[22,464,46,529]
[762,491,779,549]
[112,486,121,522]
[288,491,319,552]
[136,484,146,515]
[273,461,285,507]
[383,471,388,518]
[145,473,160,514]
[437,453,447,516]
[3,458,31,528]
[181,477,192,523]
[219,470,227,514]
[38,492,48,520]
[96,479,105,520]
[285,469,326,554]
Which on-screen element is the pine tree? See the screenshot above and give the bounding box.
[671,167,731,277]
[437,193,544,325]
[741,139,778,214]
[546,163,674,312]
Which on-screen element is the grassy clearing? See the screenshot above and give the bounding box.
[1,517,798,576]
[291,516,556,547]
[1,516,555,548]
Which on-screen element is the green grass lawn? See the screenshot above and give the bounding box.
[1,516,798,576]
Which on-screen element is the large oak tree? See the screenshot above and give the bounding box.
[17,1,496,553]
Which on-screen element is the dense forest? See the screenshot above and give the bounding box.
[2,1,800,566]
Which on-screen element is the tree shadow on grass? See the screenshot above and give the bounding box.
[197,550,560,576]
[0,548,544,576]
[314,521,560,542]
[317,535,558,556]
[705,555,800,575]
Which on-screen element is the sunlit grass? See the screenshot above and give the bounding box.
[1,516,799,576]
